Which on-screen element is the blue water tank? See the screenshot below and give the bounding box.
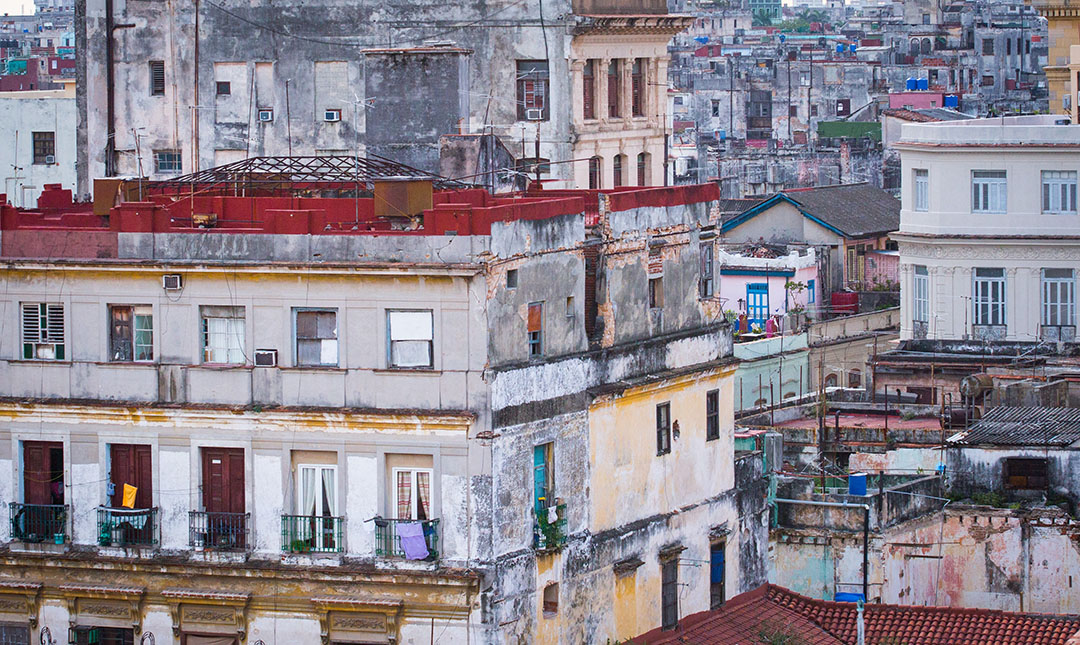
[717,129,727,141]
[917,78,929,90]
[851,44,857,53]
[944,95,959,107]
[906,78,918,90]
[848,472,867,496]
[836,44,844,53]
[836,592,866,603]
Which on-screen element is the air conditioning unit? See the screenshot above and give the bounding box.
[162,274,183,290]
[44,155,55,164]
[254,349,278,367]
[257,109,273,122]
[324,109,341,122]
[525,107,544,121]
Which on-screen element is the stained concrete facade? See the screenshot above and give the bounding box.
[77,0,690,192]
[0,183,763,643]
[0,81,77,208]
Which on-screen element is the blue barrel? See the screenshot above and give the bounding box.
[851,45,857,53]
[848,472,867,496]
[918,78,929,90]
[906,78,917,90]
[836,44,844,53]
[944,95,959,107]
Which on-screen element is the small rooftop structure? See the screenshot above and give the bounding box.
[635,584,1080,644]
[722,183,900,239]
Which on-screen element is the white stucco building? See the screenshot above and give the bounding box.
[894,116,1080,342]
[0,79,77,208]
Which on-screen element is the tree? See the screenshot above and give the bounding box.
[753,11,773,26]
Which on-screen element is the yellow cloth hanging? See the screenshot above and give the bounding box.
[122,484,137,509]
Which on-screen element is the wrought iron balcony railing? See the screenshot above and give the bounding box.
[189,510,249,550]
[281,514,344,554]
[374,518,440,560]
[97,506,157,547]
[9,503,68,544]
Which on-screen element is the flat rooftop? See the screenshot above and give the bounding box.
[898,115,1080,148]
[775,413,942,431]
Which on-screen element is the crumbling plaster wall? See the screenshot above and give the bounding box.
[948,446,1080,509]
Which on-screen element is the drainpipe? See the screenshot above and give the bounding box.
[774,498,871,602]
[105,0,115,176]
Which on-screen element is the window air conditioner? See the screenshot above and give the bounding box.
[44,155,55,164]
[324,109,341,122]
[254,349,278,367]
[525,107,544,121]
[162,274,183,290]
[258,109,273,122]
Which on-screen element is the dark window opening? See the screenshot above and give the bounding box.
[656,402,671,455]
[72,626,134,645]
[661,559,678,629]
[848,369,862,388]
[517,60,550,121]
[506,269,519,289]
[588,156,601,189]
[216,81,231,96]
[1004,458,1047,490]
[613,154,624,187]
[109,305,153,362]
[543,582,559,615]
[649,276,664,309]
[608,59,621,118]
[631,58,645,117]
[699,242,714,298]
[583,59,596,120]
[706,390,720,441]
[637,152,648,186]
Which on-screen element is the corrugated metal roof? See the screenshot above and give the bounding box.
[949,406,1080,447]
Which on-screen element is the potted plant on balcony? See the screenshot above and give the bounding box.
[289,538,311,554]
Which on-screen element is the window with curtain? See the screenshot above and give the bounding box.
[109,305,153,362]
[201,306,245,364]
[387,310,434,368]
[297,464,337,550]
[393,468,432,520]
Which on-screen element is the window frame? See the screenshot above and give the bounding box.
[109,304,154,362]
[913,265,929,323]
[588,156,602,190]
[528,302,544,358]
[215,80,231,96]
[582,59,596,120]
[1041,170,1078,214]
[656,402,672,456]
[296,463,337,516]
[972,268,1006,327]
[391,467,433,521]
[1041,268,1075,328]
[32,131,55,164]
[971,170,1007,213]
[706,389,720,441]
[607,59,621,118]
[661,558,678,630]
[200,305,246,365]
[386,309,434,370]
[516,60,550,121]
[20,302,65,361]
[613,154,624,187]
[149,60,165,96]
[913,168,929,212]
[699,242,714,298]
[637,152,648,186]
[631,57,645,117]
[1003,457,1048,490]
[153,150,182,174]
[294,308,339,368]
[649,276,664,309]
[533,442,555,513]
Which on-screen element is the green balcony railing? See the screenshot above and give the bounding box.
[97,507,158,547]
[189,511,249,550]
[374,518,440,560]
[533,503,567,551]
[281,514,344,553]
[9,502,68,544]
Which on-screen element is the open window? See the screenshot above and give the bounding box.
[1004,458,1048,490]
[656,402,672,455]
[528,303,544,358]
[109,305,153,362]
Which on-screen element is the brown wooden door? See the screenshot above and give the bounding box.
[23,441,63,505]
[109,444,152,508]
[202,448,244,513]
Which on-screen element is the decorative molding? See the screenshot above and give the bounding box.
[313,597,403,645]
[166,589,251,641]
[0,583,41,628]
[898,240,1080,261]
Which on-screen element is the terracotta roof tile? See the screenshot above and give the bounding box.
[632,585,1080,645]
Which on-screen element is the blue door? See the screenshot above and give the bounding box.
[747,283,769,327]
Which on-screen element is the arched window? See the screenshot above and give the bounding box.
[921,38,932,55]
[613,154,625,187]
[588,156,602,189]
[637,152,650,186]
[824,374,838,388]
[848,369,862,388]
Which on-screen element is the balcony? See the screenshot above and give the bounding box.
[96,507,157,547]
[533,503,567,552]
[374,518,440,560]
[9,503,68,544]
[281,514,344,554]
[189,511,249,550]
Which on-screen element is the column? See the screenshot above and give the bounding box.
[570,59,585,129]
[598,58,611,126]
[899,263,914,339]
[622,58,634,126]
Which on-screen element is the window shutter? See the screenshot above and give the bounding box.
[528,303,543,333]
[45,304,64,342]
[533,446,547,512]
[21,303,41,344]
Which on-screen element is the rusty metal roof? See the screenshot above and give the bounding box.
[948,406,1080,447]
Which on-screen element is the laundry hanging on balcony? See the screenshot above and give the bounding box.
[396,521,429,560]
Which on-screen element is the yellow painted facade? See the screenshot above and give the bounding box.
[1031,0,1080,113]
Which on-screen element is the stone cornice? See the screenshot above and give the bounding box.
[894,235,1080,260]
[572,14,695,36]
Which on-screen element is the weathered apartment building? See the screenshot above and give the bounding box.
[76,0,692,193]
[0,163,767,643]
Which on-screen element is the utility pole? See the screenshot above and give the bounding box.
[285,79,293,157]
